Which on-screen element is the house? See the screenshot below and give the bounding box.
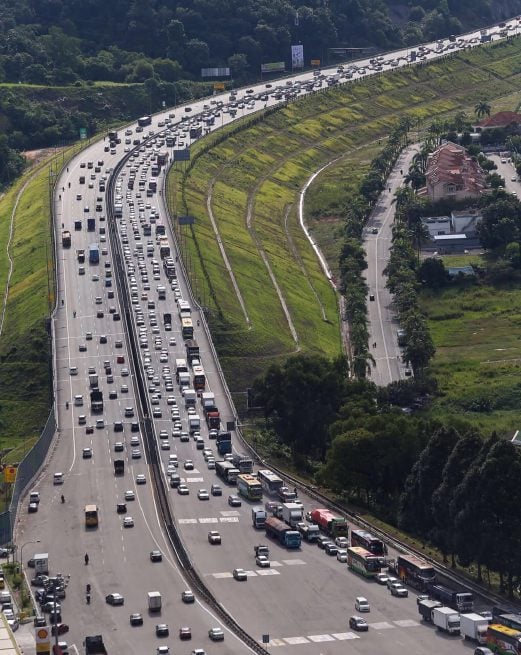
[451,209,482,237]
[475,111,521,131]
[432,233,468,254]
[422,142,487,201]
[421,216,451,238]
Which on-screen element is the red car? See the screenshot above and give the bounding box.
[51,623,69,636]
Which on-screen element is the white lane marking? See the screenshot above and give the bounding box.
[213,572,233,579]
[220,510,240,517]
[270,561,283,567]
[256,569,280,576]
[185,476,204,483]
[199,517,218,523]
[307,634,335,642]
[219,516,239,523]
[370,622,394,630]
[331,632,360,640]
[394,619,420,628]
[178,518,198,524]
[265,639,285,647]
[281,559,306,565]
[283,637,310,645]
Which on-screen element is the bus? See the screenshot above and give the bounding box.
[394,554,436,590]
[486,624,521,655]
[237,474,263,501]
[85,504,99,528]
[347,547,381,578]
[497,615,521,632]
[192,365,206,391]
[257,469,284,495]
[350,529,386,557]
[215,460,240,484]
[138,115,152,127]
[181,317,194,339]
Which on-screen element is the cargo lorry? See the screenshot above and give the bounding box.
[183,389,197,408]
[310,508,348,538]
[114,460,124,476]
[87,217,96,232]
[62,231,71,247]
[297,523,320,542]
[148,591,162,612]
[185,340,200,363]
[89,244,99,264]
[281,502,304,527]
[216,432,232,456]
[232,453,253,474]
[90,390,103,413]
[265,517,301,549]
[188,415,201,434]
[460,613,488,643]
[252,507,267,529]
[85,635,107,654]
[418,598,442,622]
[163,313,171,330]
[428,583,473,612]
[432,606,460,635]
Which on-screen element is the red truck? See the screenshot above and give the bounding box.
[310,509,348,538]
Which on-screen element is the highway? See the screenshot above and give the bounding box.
[14,17,521,655]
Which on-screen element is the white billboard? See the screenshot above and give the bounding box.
[291,44,304,69]
[201,67,230,78]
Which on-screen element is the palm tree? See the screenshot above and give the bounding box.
[474,100,491,119]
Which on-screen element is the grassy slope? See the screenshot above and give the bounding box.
[170,37,521,406]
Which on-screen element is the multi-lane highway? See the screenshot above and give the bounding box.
[14,16,521,655]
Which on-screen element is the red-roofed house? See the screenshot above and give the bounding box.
[476,111,521,130]
[422,142,487,201]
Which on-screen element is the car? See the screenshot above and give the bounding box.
[228,495,241,507]
[184,460,194,471]
[31,575,49,587]
[335,536,349,548]
[181,590,195,604]
[51,623,69,637]
[208,627,225,642]
[179,627,192,640]
[177,485,189,495]
[386,576,399,590]
[210,484,222,496]
[355,596,370,612]
[197,489,209,500]
[255,555,270,568]
[390,582,408,597]
[124,490,135,501]
[474,648,493,655]
[208,531,221,545]
[349,616,369,632]
[114,421,124,432]
[129,612,143,626]
[123,516,134,528]
[136,474,146,484]
[324,542,338,556]
[369,294,375,301]
[106,593,124,605]
[150,550,163,562]
[371,227,378,234]
[336,548,347,562]
[82,447,92,459]
[233,568,247,581]
[131,449,141,459]
[375,572,389,585]
[114,442,124,452]
[157,648,170,655]
[156,624,169,637]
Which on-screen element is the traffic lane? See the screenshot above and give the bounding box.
[489,155,518,194]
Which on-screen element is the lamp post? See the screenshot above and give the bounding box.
[19,539,40,608]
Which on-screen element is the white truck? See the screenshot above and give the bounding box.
[281,502,304,527]
[178,371,190,389]
[201,391,215,410]
[188,415,201,434]
[148,591,162,612]
[460,613,488,644]
[432,606,460,635]
[183,388,197,407]
[33,553,49,575]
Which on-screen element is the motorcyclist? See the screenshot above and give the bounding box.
[66,401,69,410]
[73,311,76,318]
[61,494,65,504]
[85,553,89,565]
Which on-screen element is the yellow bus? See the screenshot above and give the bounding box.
[85,504,99,528]
[181,317,194,339]
[237,474,263,501]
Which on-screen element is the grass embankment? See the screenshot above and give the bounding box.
[0,145,83,455]
[170,37,521,403]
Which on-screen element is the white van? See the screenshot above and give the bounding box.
[355,597,370,612]
[74,395,83,406]
[53,473,64,485]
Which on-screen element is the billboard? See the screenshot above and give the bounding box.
[173,148,191,162]
[201,67,230,78]
[3,466,16,484]
[291,44,304,69]
[213,82,225,91]
[261,61,286,74]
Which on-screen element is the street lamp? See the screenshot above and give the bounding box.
[19,539,40,608]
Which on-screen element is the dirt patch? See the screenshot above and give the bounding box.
[23,148,62,167]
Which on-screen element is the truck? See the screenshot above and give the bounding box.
[114,460,124,476]
[432,606,460,635]
[265,516,301,549]
[310,509,349,538]
[418,598,442,622]
[89,244,99,264]
[254,544,269,557]
[87,217,96,232]
[90,390,103,413]
[74,220,82,231]
[216,432,232,456]
[163,258,176,280]
[175,358,188,378]
[147,591,162,612]
[183,389,197,407]
[201,391,215,410]
[205,408,221,430]
[427,583,473,612]
[252,507,267,529]
[232,453,253,474]
[185,340,200,363]
[85,635,107,654]
[178,371,190,390]
[460,613,489,644]
[33,553,49,575]
[188,415,201,434]
[159,238,170,259]
[215,460,240,484]
[163,313,171,330]
[297,523,320,543]
[157,285,166,300]
[89,373,98,388]
[77,249,85,263]
[281,502,304,527]
[62,231,71,247]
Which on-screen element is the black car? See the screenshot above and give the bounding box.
[129,613,143,626]
[150,550,163,562]
[116,503,127,514]
[349,616,369,632]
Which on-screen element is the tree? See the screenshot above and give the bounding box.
[228,53,249,77]
[418,257,448,288]
[153,58,182,82]
[183,38,210,73]
[474,100,491,119]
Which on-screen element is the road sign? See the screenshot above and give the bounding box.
[178,215,195,226]
[311,59,321,67]
[3,466,16,484]
[174,148,190,162]
[214,82,225,91]
[262,634,270,644]
[79,127,87,140]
